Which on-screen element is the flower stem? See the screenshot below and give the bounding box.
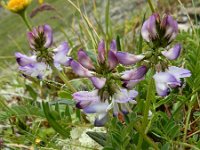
[19,10,32,31]
[137,70,155,149]
[147,0,155,13]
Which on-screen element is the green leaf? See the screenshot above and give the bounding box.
[86,131,107,146]
[42,102,70,138]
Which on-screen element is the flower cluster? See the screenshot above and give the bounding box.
[15,24,71,78]
[71,41,147,126]
[141,13,191,96]
[15,13,191,126]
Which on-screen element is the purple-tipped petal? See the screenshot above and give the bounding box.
[73,90,100,103]
[123,78,144,89]
[19,62,47,78]
[113,89,138,103]
[98,40,106,64]
[71,60,93,77]
[27,32,36,49]
[78,49,95,70]
[116,52,144,65]
[108,50,118,70]
[53,42,71,66]
[54,42,69,53]
[43,24,53,48]
[162,44,181,60]
[90,77,106,89]
[155,82,170,97]
[153,72,180,96]
[110,40,117,52]
[141,14,158,42]
[15,52,36,66]
[94,113,108,127]
[161,15,178,42]
[83,102,108,113]
[121,66,147,80]
[167,66,191,81]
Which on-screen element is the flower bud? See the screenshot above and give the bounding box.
[27,24,53,50]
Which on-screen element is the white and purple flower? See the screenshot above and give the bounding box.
[73,88,138,126]
[153,66,191,96]
[15,52,48,79]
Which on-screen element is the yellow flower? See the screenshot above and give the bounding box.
[4,0,32,13]
[38,0,44,5]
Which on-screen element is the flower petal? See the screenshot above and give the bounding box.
[53,42,71,66]
[78,49,95,70]
[94,113,108,127]
[110,40,117,52]
[90,77,106,89]
[121,66,147,80]
[98,40,106,64]
[116,52,144,65]
[15,52,36,66]
[73,90,100,103]
[43,24,53,48]
[70,60,93,77]
[108,50,118,70]
[161,44,181,60]
[83,102,108,113]
[167,66,191,80]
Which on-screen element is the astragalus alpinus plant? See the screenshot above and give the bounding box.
[1,0,200,149]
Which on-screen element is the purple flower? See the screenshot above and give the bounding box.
[73,90,109,126]
[161,44,181,60]
[73,88,138,126]
[15,52,36,67]
[153,66,191,96]
[161,15,178,42]
[27,24,53,50]
[15,52,48,79]
[98,40,106,64]
[116,52,144,65]
[108,88,138,116]
[141,13,158,42]
[71,40,119,89]
[19,62,47,79]
[121,66,148,89]
[70,60,94,77]
[78,49,95,70]
[53,42,72,67]
[90,77,106,89]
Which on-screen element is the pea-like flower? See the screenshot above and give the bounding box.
[141,13,178,47]
[73,88,138,126]
[15,52,47,79]
[53,42,72,68]
[27,24,53,51]
[153,66,191,96]
[121,66,148,89]
[3,0,31,13]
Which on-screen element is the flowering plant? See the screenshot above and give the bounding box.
[1,0,200,150]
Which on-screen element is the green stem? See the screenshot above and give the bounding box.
[134,124,159,150]
[147,0,155,13]
[19,10,32,31]
[137,71,154,149]
[173,141,200,150]
[183,106,192,142]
